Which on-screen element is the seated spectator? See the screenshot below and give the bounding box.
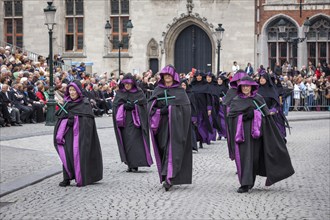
[0,84,22,126]
[35,81,48,104]
[26,85,45,123]
[103,85,114,114]
[11,83,35,123]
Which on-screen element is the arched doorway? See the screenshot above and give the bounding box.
[174,25,212,74]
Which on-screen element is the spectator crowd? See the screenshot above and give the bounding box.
[1,45,329,127]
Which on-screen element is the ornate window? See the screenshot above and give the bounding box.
[4,0,23,48]
[109,0,130,51]
[306,17,330,66]
[267,18,298,69]
[65,0,84,52]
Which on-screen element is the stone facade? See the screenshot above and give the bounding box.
[1,0,329,75]
[0,0,255,75]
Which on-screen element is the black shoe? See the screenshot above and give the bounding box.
[31,119,37,124]
[237,185,249,193]
[126,168,133,172]
[163,182,172,191]
[199,141,203,149]
[11,122,21,126]
[217,136,222,140]
[132,167,138,172]
[59,180,70,187]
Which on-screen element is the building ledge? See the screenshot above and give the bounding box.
[103,53,132,58]
[61,53,87,58]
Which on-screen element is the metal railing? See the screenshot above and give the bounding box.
[1,40,73,72]
[144,89,330,111]
[288,91,330,111]
[0,40,42,62]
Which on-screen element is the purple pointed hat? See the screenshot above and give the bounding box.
[229,70,248,88]
[158,64,180,87]
[237,76,259,96]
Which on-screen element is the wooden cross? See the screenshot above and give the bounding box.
[157,90,175,106]
[253,100,266,117]
[57,101,68,115]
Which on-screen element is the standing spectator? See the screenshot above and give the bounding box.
[281,76,293,116]
[293,79,301,111]
[245,63,254,76]
[300,65,308,78]
[307,65,315,78]
[306,77,316,110]
[274,61,282,76]
[232,61,240,74]
[282,61,290,76]
[322,62,330,77]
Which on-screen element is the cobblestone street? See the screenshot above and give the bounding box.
[0,113,329,219]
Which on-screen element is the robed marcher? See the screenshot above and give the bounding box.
[181,79,198,152]
[190,71,213,148]
[223,70,247,160]
[227,76,294,193]
[148,65,192,191]
[257,71,289,140]
[54,80,103,187]
[112,73,153,172]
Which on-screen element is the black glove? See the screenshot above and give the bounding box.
[124,103,134,111]
[67,116,74,127]
[160,106,168,115]
[243,107,254,121]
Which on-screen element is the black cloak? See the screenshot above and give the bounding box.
[148,65,192,185]
[112,74,153,169]
[227,77,294,187]
[54,81,103,186]
[181,79,198,151]
[258,73,289,138]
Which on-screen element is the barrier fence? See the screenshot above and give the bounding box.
[144,90,330,111]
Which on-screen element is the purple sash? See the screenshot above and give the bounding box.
[235,114,245,143]
[116,104,126,127]
[251,110,262,139]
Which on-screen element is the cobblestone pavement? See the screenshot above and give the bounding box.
[0,114,329,219]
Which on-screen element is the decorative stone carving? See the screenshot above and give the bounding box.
[186,0,194,14]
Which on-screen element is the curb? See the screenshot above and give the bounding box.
[0,166,61,197]
[287,116,330,122]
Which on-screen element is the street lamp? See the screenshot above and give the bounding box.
[104,19,133,76]
[278,17,311,45]
[215,24,225,74]
[44,1,56,126]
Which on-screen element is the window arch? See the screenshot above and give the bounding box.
[267,18,298,71]
[306,16,330,66]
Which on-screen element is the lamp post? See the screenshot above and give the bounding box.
[215,24,225,74]
[278,17,311,45]
[44,1,56,126]
[105,19,133,76]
